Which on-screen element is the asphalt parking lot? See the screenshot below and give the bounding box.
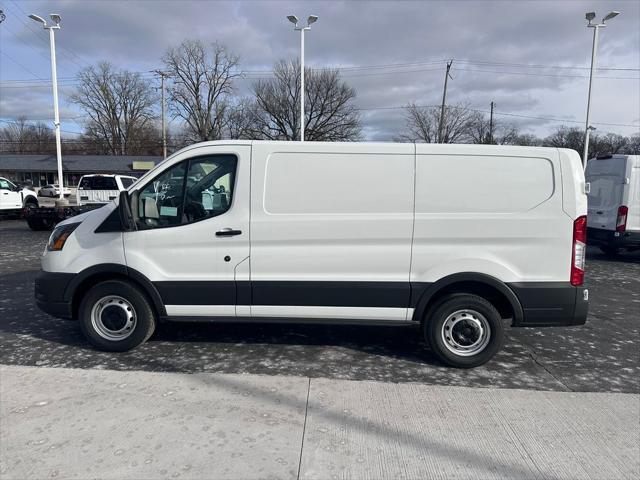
[1,218,638,394]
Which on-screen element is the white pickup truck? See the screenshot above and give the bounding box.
[0,176,39,215]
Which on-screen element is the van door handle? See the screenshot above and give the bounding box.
[216,228,242,237]
[596,211,603,215]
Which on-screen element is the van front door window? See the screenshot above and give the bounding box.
[136,155,236,229]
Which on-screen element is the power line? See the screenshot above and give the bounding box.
[0,119,83,135]
[453,59,640,72]
[1,56,639,86]
[0,51,45,80]
[1,23,52,63]
[3,104,638,130]
[355,104,640,128]
[2,66,638,89]
[452,67,640,80]
[6,0,89,69]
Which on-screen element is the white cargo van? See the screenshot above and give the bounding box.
[586,155,640,254]
[35,141,589,367]
[76,174,138,206]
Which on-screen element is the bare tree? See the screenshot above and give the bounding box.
[467,112,520,145]
[623,133,640,154]
[251,59,361,141]
[396,103,476,143]
[543,126,584,153]
[223,97,260,140]
[0,117,55,154]
[69,62,156,155]
[591,132,628,156]
[163,40,241,142]
[542,126,631,158]
[509,133,543,147]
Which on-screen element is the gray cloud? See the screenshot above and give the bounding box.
[1,0,638,140]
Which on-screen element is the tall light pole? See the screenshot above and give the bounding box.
[287,14,318,142]
[29,13,65,204]
[582,10,620,168]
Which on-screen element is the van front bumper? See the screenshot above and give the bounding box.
[587,227,640,248]
[34,271,75,319]
[508,283,588,327]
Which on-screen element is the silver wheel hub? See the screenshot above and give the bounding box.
[91,295,137,341]
[441,309,491,356]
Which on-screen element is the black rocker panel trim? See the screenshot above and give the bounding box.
[153,280,411,308]
[154,281,237,306]
[251,281,411,308]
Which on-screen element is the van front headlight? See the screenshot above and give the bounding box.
[47,223,80,251]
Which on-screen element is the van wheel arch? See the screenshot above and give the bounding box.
[413,273,523,326]
[67,264,166,321]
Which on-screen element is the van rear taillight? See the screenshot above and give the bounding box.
[571,216,587,286]
[616,205,628,232]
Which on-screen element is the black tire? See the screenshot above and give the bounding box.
[26,217,54,231]
[23,198,39,209]
[423,293,504,368]
[600,246,620,256]
[78,280,156,352]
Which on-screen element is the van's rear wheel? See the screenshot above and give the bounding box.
[79,280,155,352]
[423,294,504,368]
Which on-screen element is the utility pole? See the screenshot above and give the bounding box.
[438,60,453,143]
[489,101,494,144]
[153,70,170,159]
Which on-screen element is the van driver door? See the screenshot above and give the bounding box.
[123,145,251,318]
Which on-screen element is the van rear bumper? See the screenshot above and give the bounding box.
[34,271,74,319]
[587,227,640,248]
[508,283,588,327]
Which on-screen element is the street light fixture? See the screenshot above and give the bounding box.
[29,12,66,204]
[582,10,621,168]
[286,13,319,142]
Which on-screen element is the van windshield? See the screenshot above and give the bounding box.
[79,177,118,190]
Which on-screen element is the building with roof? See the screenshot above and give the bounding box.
[0,154,161,189]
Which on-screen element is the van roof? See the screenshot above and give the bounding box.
[176,139,566,156]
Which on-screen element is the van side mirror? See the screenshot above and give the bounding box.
[118,191,137,232]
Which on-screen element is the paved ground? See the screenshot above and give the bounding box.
[1,218,638,393]
[2,365,638,480]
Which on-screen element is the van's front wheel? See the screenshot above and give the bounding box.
[79,280,156,352]
[424,294,504,368]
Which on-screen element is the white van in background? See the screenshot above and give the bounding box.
[586,155,640,254]
[76,174,137,206]
[35,141,588,368]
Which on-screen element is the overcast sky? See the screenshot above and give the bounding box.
[1,0,638,141]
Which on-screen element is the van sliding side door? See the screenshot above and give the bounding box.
[248,143,415,322]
